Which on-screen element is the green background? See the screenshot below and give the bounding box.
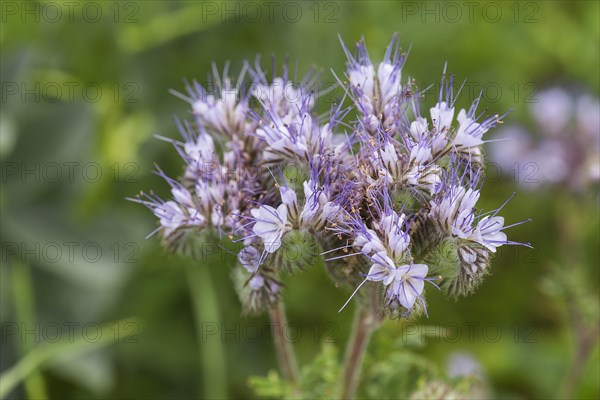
[1,1,598,399]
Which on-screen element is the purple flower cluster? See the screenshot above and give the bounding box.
[134,35,528,317]
[490,87,600,191]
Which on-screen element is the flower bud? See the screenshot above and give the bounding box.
[324,249,371,290]
[419,237,491,297]
[232,264,281,315]
[163,227,213,260]
[270,229,322,273]
[389,185,421,213]
[282,163,310,194]
[380,290,427,320]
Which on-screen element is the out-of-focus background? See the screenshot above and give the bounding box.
[1,1,598,399]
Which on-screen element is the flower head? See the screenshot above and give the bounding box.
[134,35,528,317]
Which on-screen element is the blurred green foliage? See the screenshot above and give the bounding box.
[1,1,598,399]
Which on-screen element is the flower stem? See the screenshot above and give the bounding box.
[560,312,600,398]
[185,263,227,399]
[269,302,300,385]
[339,288,381,400]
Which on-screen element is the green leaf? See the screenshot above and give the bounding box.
[248,343,340,400]
[0,317,142,400]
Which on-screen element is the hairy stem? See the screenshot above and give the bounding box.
[560,313,600,399]
[556,196,600,398]
[339,287,381,400]
[269,302,300,385]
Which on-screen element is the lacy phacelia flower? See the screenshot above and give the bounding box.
[187,65,250,137]
[250,204,290,254]
[133,35,528,317]
[340,35,405,132]
[490,87,600,191]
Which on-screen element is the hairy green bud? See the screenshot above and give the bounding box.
[389,185,421,213]
[282,163,310,195]
[232,264,281,315]
[162,227,215,260]
[419,237,491,298]
[271,230,323,273]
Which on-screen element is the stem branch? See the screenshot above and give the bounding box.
[269,302,300,385]
[339,290,380,400]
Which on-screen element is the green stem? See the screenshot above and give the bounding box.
[269,302,300,385]
[11,263,48,400]
[555,195,600,398]
[185,263,227,399]
[559,313,600,398]
[339,285,382,400]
